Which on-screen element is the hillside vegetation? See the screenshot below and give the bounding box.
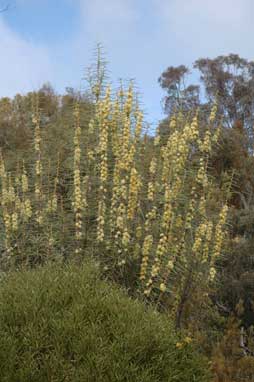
[0,48,254,380]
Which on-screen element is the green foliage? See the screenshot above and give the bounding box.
[0,73,228,332]
[0,261,210,382]
[1,47,251,380]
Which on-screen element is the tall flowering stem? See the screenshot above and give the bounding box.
[32,97,43,225]
[97,87,111,243]
[73,103,83,255]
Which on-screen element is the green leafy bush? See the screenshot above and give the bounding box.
[0,261,210,381]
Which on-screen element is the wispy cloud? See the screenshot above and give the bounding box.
[75,0,166,124]
[81,0,138,24]
[77,0,139,53]
[157,0,249,25]
[0,0,253,124]
[75,0,254,122]
[0,16,52,96]
[154,0,254,60]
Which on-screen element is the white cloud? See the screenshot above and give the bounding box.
[74,0,165,124]
[0,16,52,97]
[158,0,248,25]
[80,0,137,24]
[77,0,139,47]
[1,0,253,123]
[74,0,254,124]
[154,0,254,60]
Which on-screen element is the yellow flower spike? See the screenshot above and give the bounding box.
[36,214,43,225]
[154,135,160,146]
[7,175,15,203]
[3,211,11,230]
[192,222,208,254]
[143,289,151,297]
[202,221,213,262]
[127,167,141,220]
[15,196,22,212]
[209,267,216,281]
[209,103,217,123]
[147,182,155,201]
[111,98,120,157]
[96,87,111,243]
[133,107,143,143]
[124,83,133,117]
[24,199,32,219]
[136,225,143,239]
[159,283,167,293]
[11,212,18,231]
[212,126,221,143]
[212,204,228,259]
[72,103,83,250]
[202,130,212,153]
[149,157,157,175]
[122,229,130,247]
[184,336,192,344]
[32,101,44,228]
[169,115,177,130]
[140,234,153,281]
[21,166,29,193]
[167,260,174,270]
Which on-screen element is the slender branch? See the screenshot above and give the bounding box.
[215,300,231,314]
[175,266,193,330]
[240,326,254,357]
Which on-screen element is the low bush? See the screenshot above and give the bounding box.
[0,260,210,381]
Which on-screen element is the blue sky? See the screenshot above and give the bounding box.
[0,0,254,127]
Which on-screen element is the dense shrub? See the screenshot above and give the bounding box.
[0,260,210,382]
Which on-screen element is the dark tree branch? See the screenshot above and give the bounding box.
[175,266,194,330]
[215,300,231,315]
[240,327,254,357]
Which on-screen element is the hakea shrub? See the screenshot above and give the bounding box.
[0,60,229,327]
[0,261,211,382]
